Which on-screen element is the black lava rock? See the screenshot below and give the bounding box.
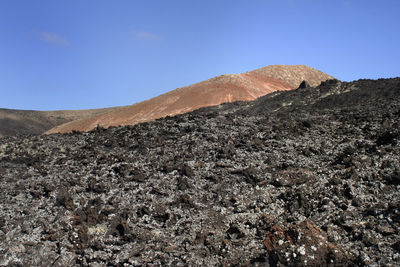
[1,77,400,266]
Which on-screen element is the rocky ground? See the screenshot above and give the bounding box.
[0,78,399,266]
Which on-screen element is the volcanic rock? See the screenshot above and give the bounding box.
[0,77,399,266]
[264,220,353,265]
[298,80,310,89]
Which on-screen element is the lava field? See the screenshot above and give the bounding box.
[0,78,399,266]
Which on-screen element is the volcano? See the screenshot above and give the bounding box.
[45,65,333,134]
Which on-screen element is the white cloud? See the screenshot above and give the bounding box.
[134,31,163,41]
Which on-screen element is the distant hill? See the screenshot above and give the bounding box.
[0,108,117,137]
[45,65,334,134]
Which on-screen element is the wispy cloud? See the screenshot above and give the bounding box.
[29,30,70,46]
[40,31,70,46]
[134,31,163,42]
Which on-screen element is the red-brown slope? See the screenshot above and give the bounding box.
[46,65,334,134]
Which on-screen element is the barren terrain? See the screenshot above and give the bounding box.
[1,77,399,266]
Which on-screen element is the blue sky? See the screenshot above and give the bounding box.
[0,0,399,110]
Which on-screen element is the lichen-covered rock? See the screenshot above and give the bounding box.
[264,220,353,265]
[0,78,399,266]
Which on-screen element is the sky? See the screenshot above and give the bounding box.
[0,0,399,110]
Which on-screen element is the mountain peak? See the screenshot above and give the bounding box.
[249,65,335,87]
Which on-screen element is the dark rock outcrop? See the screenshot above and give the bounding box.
[298,80,310,89]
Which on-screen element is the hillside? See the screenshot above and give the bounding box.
[0,107,118,137]
[45,65,333,134]
[1,77,399,265]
